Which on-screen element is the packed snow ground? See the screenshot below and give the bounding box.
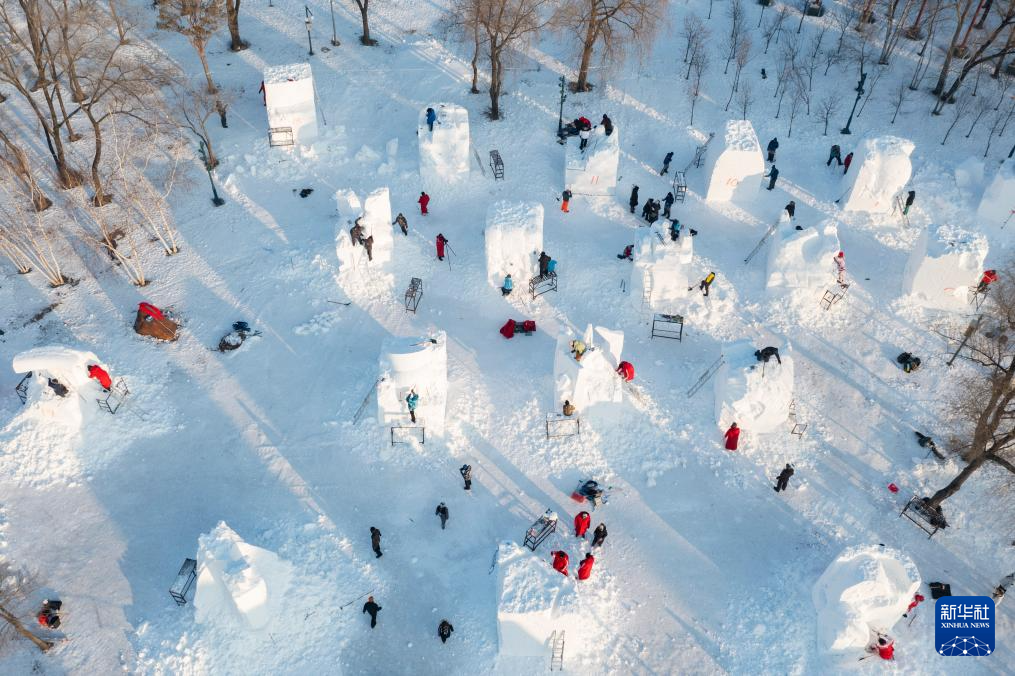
[1,0,1013,674]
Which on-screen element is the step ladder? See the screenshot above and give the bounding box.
[819,284,849,311]
[673,171,687,203]
[550,629,565,671]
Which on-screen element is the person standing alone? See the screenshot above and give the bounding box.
[370,526,383,558]
[774,464,794,492]
[363,596,382,628]
[435,502,449,530]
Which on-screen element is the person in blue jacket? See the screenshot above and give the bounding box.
[502,274,513,296]
[406,388,419,423]
[426,107,437,132]
[547,258,558,275]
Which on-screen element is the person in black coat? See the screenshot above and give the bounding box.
[601,114,613,136]
[774,464,794,492]
[661,151,673,175]
[438,619,454,643]
[435,502,449,530]
[629,186,639,214]
[370,527,383,558]
[460,464,472,490]
[767,137,779,162]
[591,523,607,547]
[538,251,551,277]
[363,596,382,628]
[765,165,779,190]
[785,200,795,219]
[663,192,675,219]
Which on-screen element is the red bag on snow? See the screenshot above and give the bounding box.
[500,320,516,339]
[522,320,536,333]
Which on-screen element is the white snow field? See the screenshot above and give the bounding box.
[262,63,319,146]
[903,224,989,310]
[703,119,765,203]
[417,103,470,184]
[766,218,842,290]
[564,124,620,195]
[0,0,1013,674]
[484,201,544,288]
[976,159,1015,233]
[839,136,915,215]
[812,545,921,654]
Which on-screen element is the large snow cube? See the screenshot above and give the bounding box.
[902,224,988,309]
[812,545,920,653]
[631,224,693,309]
[766,218,841,290]
[840,136,914,215]
[194,522,294,631]
[714,340,793,434]
[553,325,624,411]
[976,160,1015,230]
[418,103,470,184]
[12,346,106,430]
[485,201,544,288]
[334,187,394,271]
[565,125,619,196]
[703,120,765,203]
[263,63,318,146]
[496,541,586,657]
[377,332,448,437]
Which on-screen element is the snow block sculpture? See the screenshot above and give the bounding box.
[812,545,921,653]
[377,332,448,436]
[418,103,469,184]
[976,160,1015,230]
[714,340,794,433]
[12,346,106,429]
[193,522,294,631]
[902,225,988,309]
[334,187,394,271]
[496,541,587,657]
[766,219,841,290]
[703,120,764,203]
[839,136,915,215]
[485,201,544,288]
[630,224,693,309]
[565,125,619,196]
[262,63,318,146]
[553,325,624,411]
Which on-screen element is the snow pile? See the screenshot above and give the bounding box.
[839,136,914,215]
[714,340,794,434]
[12,346,105,430]
[630,224,694,309]
[766,218,841,290]
[193,522,294,631]
[811,545,921,653]
[485,201,543,288]
[418,103,470,184]
[334,187,394,271]
[377,332,448,436]
[262,63,318,146]
[565,125,619,196]
[902,224,988,309]
[496,541,587,658]
[976,159,1015,231]
[703,120,764,203]
[553,325,624,411]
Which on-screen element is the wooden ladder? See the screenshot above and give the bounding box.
[550,630,565,671]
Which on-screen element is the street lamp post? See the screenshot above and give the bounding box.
[840,71,867,135]
[329,0,341,46]
[556,75,567,144]
[305,6,314,56]
[198,140,225,207]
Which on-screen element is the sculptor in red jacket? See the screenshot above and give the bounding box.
[724,422,740,451]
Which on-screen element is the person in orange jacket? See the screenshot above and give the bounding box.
[574,511,591,538]
[550,550,569,576]
[577,553,594,580]
[617,361,634,381]
[724,422,740,450]
[87,364,112,391]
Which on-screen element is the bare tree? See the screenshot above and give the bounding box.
[773,37,799,117]
[69,189,147,285]
[786,82,803,135]
[0,175,66,285]
[762,6,789,54]
[352,0,378,45]
[724,0,747,73]
[909,7,939,89]
[931,0,983,98]
[966,94,994,136]
[443,0,487,93]
[991,23,1015,76]
[682,13,707,64]
[856,64,885,116]
[831,2,859,54]
[933,1,1015,113]
[725,35,753,111]
[878,0,919,64]
[557,0,664,92]
[472,0,553,120]
[822,46,842,75]
[941,94,973,143]
[802,29,825,91]
[687,47,711,124]
[685,19,711,79]
[224,0,248,50]
[0,560,51,652]
[817,94,837,133]
[890,81,909,122]
[736,79,754,119]
[926,259,1015,509]
[0,120,51,211]
[157,0,228,127]
[168,77,224,169]
[983,97,1015,154]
